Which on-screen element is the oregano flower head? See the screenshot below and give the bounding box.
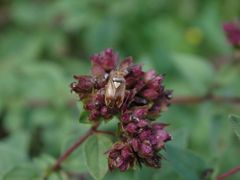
[71,49,172,171]
[223,21,240,47]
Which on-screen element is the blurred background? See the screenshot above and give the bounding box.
[0,0,240,179]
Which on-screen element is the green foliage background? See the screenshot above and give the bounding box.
[0,0,240,179]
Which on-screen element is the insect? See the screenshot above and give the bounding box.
[105,68,127,108]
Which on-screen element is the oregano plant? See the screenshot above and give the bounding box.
[46,49,172,179]
[44,21,240,180]
[1,1,240,179]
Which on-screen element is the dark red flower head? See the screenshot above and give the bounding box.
[223,21,240,47]
[71,49,172,171]
[71,49,171,122]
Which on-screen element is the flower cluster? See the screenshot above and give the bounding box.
[108,123,171,171]
[223,21,240,47]
[71,49,172,171]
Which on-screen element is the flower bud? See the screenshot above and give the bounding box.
[121,112,132,123]
[144,155,161,168]
[120,57,133,70]
[137,119,149,128]
[141,89,159,100]
[91,48,118,71]
[133,107,148,118]
[101,106,112,119]
[144,70,157,82]
[129,138,139,152]
[130,64,144,77]
[125,123,137,134]
[107,142,135,172]
[139,130,152,141]
[139,141,153,157]
[71,75,93,93]
[147,75,163,90]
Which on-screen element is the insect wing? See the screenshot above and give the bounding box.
[105,78,116,107]
[115,80,126,108]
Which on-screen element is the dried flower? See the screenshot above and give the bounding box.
[71,49,172,171]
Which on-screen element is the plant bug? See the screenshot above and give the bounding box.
[105,68,127,108]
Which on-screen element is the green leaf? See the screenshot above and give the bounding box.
[33,154,56,176]
[60,126,90,173]
[171,53,214,95]
[32,154,65,180]
[229,115,240,140]
[198,1,231,54]
[84,135,112,180]
[168,128,189,148]
[215,65,240,95]
[104,170,134,180]
[2,165,40,180]
[77,102,91,124]
[164,145,207,180]
[134,166,156,180]
[0,143,27,178]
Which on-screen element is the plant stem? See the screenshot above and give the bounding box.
[94,130,115,136]
[46,122,100,178]
[217,166,240,180]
